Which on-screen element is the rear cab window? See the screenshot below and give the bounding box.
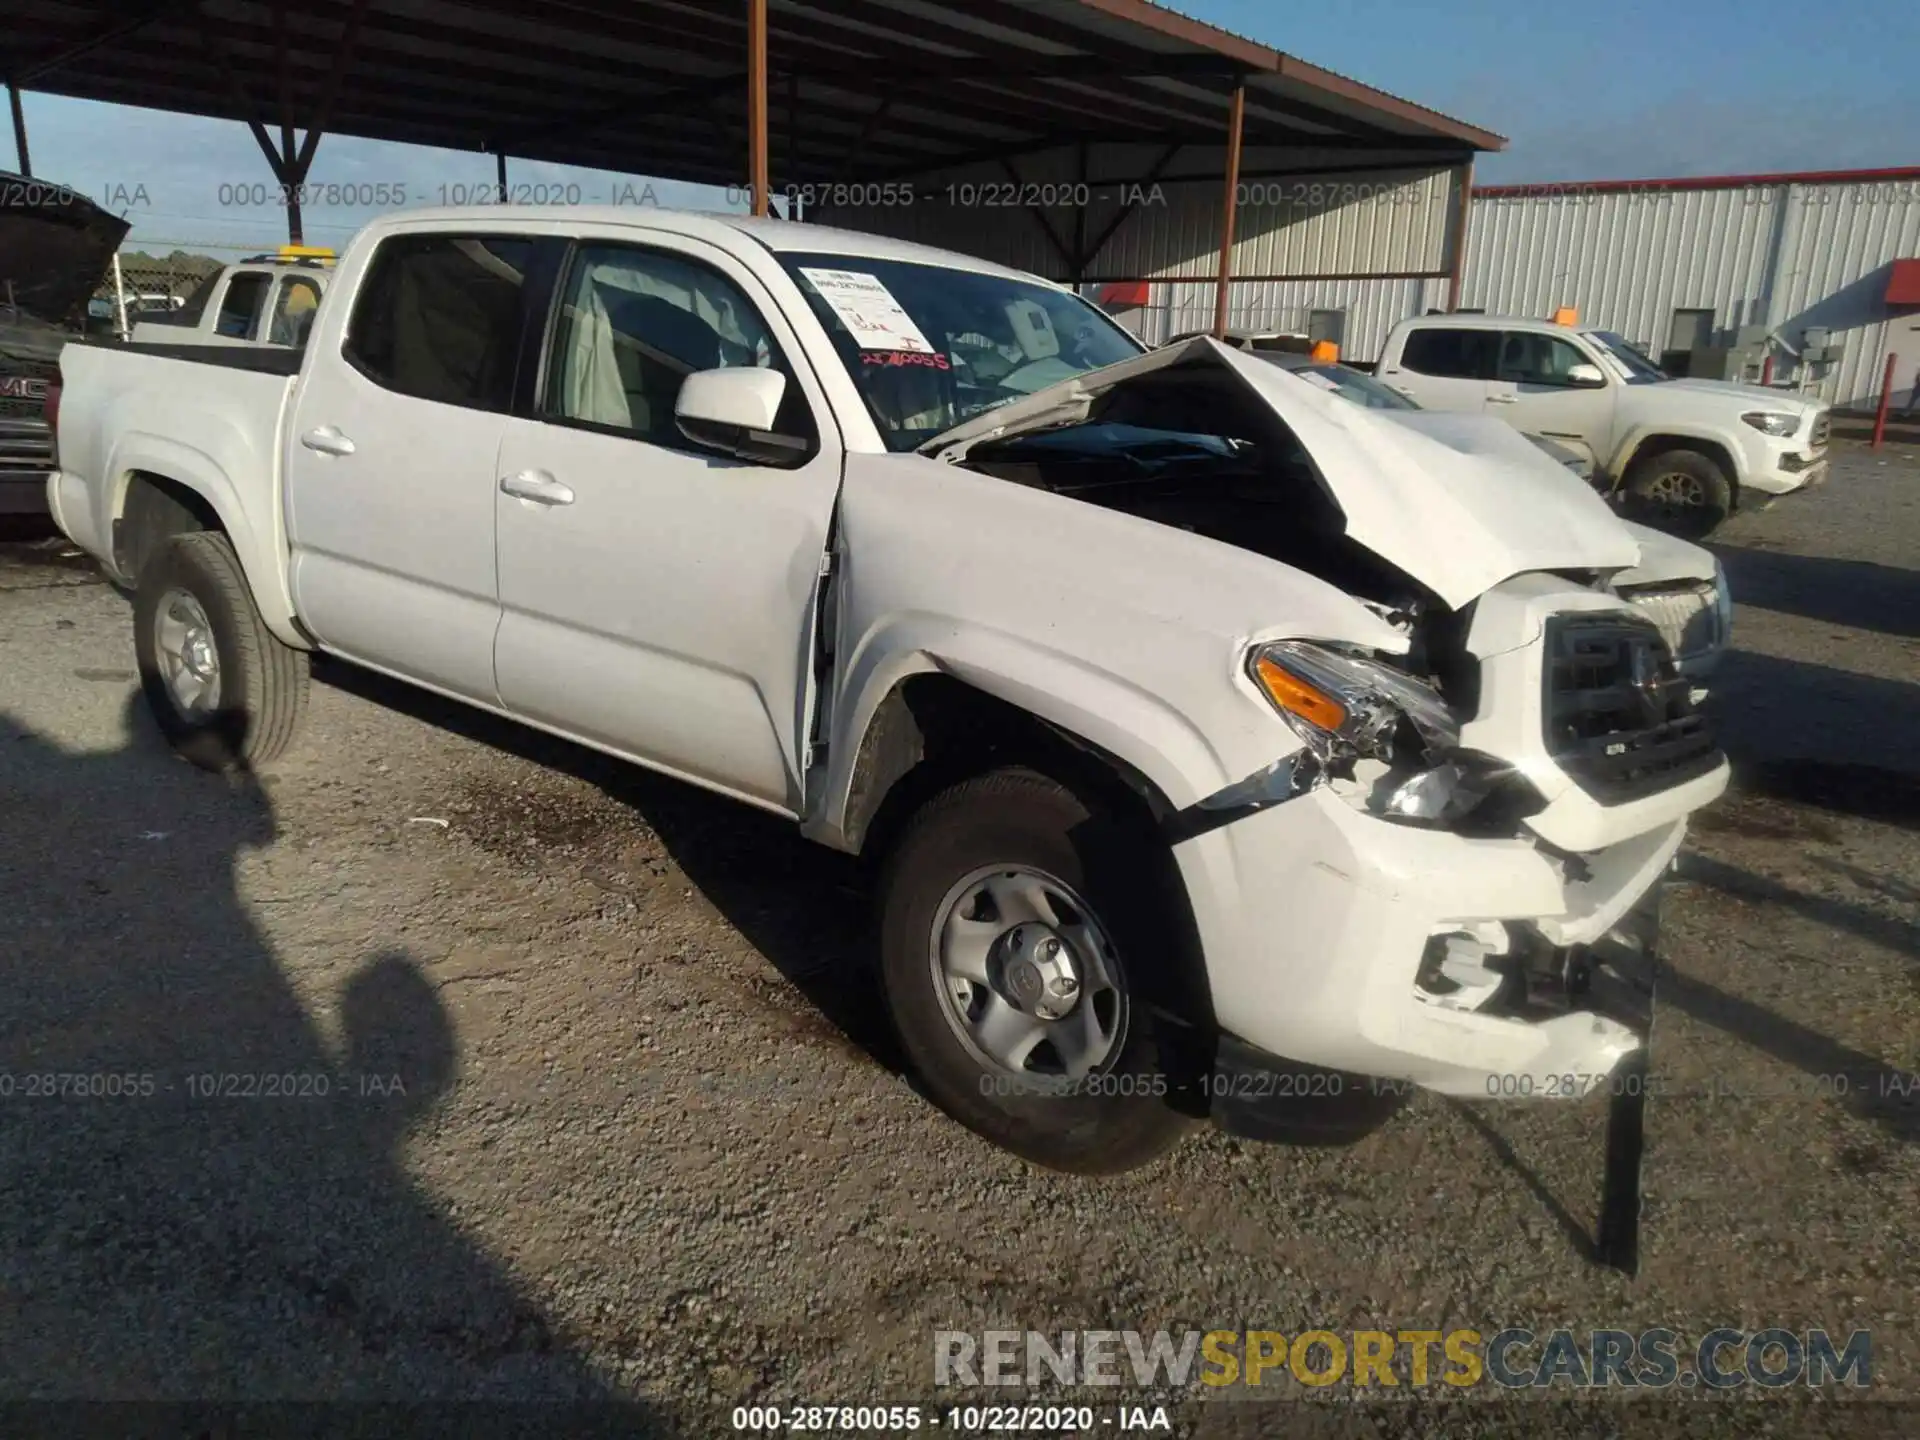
[1400,326,1499,380]
[343,233,536,410]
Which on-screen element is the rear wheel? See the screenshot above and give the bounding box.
[877,767,1198,1174]
[1622,448,1733,538]
[133,530,308,771]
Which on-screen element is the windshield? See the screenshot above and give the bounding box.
[1268,359,1418,411]
[1586,330,1670,384]
[777,253,1143,451]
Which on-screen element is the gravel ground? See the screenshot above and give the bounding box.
[0,441,1914,1436]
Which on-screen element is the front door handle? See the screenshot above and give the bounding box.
[300,425,356,456]
[1487,393,1518,404]
[499,469,575,506]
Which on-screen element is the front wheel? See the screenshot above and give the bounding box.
[877,767,1198,1174]
[1621,448,1733,538]
[133,530,309,771]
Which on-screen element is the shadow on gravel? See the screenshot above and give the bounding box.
[0,698,674,1430]
[313,658,904,1077]
[1711,545,1919,639]
[1707,649,1920,831]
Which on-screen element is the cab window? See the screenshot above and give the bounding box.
[268,275,322,348]
[1399,326,1499,380]
[1497,331,1595,386]
[214,272,270,340]
[344,234,534,411]
[542,242,814,452]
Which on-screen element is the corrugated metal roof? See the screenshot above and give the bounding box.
[0,0,1503,190]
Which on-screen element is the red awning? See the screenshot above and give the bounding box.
[1887,259,1920,306]
[1097,281,1152,309]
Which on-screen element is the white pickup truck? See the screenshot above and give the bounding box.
[1375,313,1831,536]
[130,249,331,350]
[47,208,1729,1182]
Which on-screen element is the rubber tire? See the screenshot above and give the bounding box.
[1622,448,1733,539]
[877,767,1198,1175]
[134,530,309,772]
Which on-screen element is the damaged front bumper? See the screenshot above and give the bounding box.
[1171,770,1712,1101]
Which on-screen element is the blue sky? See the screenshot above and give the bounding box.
[8,0,1915,256]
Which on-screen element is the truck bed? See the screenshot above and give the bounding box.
[76,336,304,375]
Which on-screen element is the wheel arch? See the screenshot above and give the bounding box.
[104,435,304,648]
[1615,430,1742,507]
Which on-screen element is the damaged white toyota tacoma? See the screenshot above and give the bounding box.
[46,210,1730,1196]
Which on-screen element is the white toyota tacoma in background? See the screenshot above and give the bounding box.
[1375,313,1831,537]
[46,209,1729,1184]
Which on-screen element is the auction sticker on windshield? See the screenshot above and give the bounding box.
[798,268,936,354]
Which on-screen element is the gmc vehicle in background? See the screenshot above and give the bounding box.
[1374,313,1831,537]
[0,172,127,513]
[49,209,1727,1191]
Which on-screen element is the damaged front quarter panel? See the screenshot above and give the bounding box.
[806,446,1409,850]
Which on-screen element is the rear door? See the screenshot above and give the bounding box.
[284,230,540,700]
[1377,324,1498,412]
[491,233,841,813]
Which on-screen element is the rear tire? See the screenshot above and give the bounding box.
[877,767,1198,1175]
[1622,448,1733,538]
[134,530,308,771]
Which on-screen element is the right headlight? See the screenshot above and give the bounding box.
[1740,411,1800,437]
[1248,640,1458,765]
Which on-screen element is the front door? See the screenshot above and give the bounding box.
[285,231,538,700]
[492,235,842,812]
[1484,328,1616,465]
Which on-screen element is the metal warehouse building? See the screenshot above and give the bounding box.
[1100,166,1920,412]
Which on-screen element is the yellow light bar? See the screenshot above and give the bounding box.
[1309,340,1340,363]
[1551,306,1579,327]
[1254,655,1347,732]
[279,244,336,261]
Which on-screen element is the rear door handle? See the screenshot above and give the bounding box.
[1487,394,1518,404]
[499,469,575,506]
[300,425,356,456]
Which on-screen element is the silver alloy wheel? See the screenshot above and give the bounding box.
[928,863,1128,1080]
[152,587,222,717]
[1645,469,1708,509]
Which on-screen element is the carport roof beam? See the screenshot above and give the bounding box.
[0,1,1502,194]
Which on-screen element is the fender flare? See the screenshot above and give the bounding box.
[805,615,1237,853]
[106,432,304,649]
[1606,424,1743,492]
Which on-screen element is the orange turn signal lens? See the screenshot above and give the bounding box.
[1254,655,1347,732]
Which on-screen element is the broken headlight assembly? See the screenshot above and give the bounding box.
[1247,639,1496,826]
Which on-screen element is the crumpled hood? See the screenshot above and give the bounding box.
[0,172,129,329]
[1613,520,1717,588]
[926,337,1640,608]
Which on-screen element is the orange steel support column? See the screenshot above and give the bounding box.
[748,0,770,216]
[1212,83,1244,338]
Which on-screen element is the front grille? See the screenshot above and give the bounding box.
[1542,614,1720,803]
[1810,411,1830,449]
[0,395,45,421]
[1621,582,1719,664]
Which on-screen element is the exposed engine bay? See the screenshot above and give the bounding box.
[954,362,1477,701]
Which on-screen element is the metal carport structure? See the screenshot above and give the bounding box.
[2,0,1504,332]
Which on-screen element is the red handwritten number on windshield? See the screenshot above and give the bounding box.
[859,350,950,369]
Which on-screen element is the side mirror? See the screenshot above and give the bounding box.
[1565,361,1607,388]
[674,367,809,464]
